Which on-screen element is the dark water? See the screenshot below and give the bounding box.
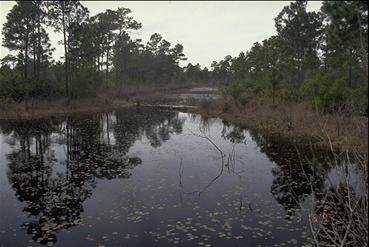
[0,109,366,247]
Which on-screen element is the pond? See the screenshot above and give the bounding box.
[160,87,221,105]
[0,109,366,246]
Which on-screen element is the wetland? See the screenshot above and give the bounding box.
[0,109,366,246]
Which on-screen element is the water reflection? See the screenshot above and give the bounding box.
[0,110,184,245]
[314,182,368,247]
[222,123,367,246]
[0,111,366,246]
[253,132,330,219]
[221,121,247,144]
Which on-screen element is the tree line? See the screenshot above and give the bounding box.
[0,1,189,100]
[210,1,368,113]
[1,1,368,113]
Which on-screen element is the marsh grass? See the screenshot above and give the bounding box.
[200,96,368,155]
[300,141,368,247]
[0,96,133,120]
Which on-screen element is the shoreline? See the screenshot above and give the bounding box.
[0,97,134,120]
[0,95,367,155]
[194,98,368,156]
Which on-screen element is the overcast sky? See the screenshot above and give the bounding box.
[0,1,322,68]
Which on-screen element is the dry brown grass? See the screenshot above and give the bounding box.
[1,90,367,155]
[0,96,134,120]
[198,97,368,155]
[0,84,204,120]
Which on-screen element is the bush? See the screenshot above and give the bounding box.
[225,80,259,101]
[238,92,252,107]
[278,87,300,103]
[72,63,99,98]
[350,83,368,113]
[300,72,349,112]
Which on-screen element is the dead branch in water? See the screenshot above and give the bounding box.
[295,135,368,247]
[177,129,241,198]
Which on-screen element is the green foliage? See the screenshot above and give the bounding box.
[216,1,368,114]
[277,87,300,103]
[0,66,20,100]
[275,0,322,84]
[300,72,349,112]
[351,83,368,112]
[0,73,61,101]
[0,78,31,102]
[0,0,367,117]
[225,80,262,106]
[321,1,368,89]
[265,68,282,102]
[184,63,209,83]
[71,63,99,98]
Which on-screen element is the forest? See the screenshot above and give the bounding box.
[0,1,367,115]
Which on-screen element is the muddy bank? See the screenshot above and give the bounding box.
[0,86,218,120]
[192,97,368,156]
[0,97,134,120]
[0,88,367,155]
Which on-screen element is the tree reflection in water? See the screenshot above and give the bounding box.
[1,112,366,246]
[221,120,247,144]
[0,109,184,245]
[220,124,329,218]
[223,124,367,246]
[256,136,328,220]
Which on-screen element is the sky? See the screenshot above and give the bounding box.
[0,1,322,68]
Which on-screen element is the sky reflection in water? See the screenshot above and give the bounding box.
[0,109,365,246]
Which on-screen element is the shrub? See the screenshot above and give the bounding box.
[225,80,258,100]
[72,63,99,98]
[350,83,368,113]
[300,72,349,112]
[238,92,251,107]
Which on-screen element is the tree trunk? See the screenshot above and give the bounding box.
[32,22,37,108]
[68,41,72,96]
[348,49,352,88]
[25,24,29,80]
[37,5,41,81]
[100,52,104,74]
[115,61,118,82]
[323,49,328,73]
[62,2,69,98]
[33,26,36,78]
[106,47,109,87]
[297,49,304,84]
[24,23,30,111]
[97,55,100,72]
[67,12,72,97]
[106,112,110,146]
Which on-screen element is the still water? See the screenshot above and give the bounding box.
[0,109,365,246]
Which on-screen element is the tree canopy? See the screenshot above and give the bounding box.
[1,1,367,113]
